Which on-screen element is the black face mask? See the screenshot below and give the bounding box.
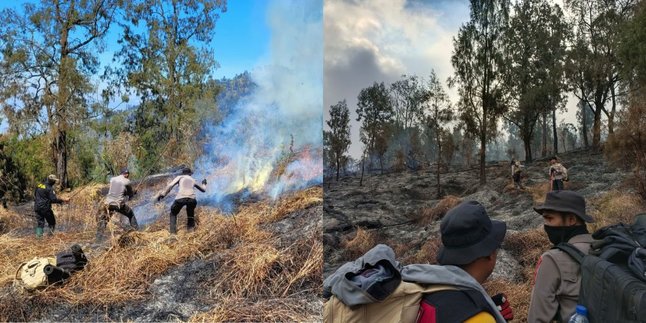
[544,224,589,245]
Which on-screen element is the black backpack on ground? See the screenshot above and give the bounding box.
[55,244,88,274]
[556,214,646,323]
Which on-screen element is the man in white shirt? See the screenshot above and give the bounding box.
[157,167,207,234]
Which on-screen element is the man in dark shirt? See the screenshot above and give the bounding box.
[34,174,69,237]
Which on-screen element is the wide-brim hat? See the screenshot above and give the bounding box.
[534,190,594,223]
[47,174,59,182]
[437,200,507,265]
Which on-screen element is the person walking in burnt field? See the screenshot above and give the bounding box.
[157,167,207,234]
[549,156,568,191]
[511,159,524,190]
[95,169,138,242]
[34,174,69,237]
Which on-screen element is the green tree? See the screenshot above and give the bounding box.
[420,71,453,197]
[503,0,568,161]
[448,0,510,185]
[105,0,226,172]
[324,100,351,181]
[0,0,118,188]
[564,0,636,149]
[356,82,393,181]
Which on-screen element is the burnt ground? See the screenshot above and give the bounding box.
[323,149,630,280]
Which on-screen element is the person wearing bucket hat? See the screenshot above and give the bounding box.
[529,190,594,322]
[156,167,207,234]
[420,200,513,322]
[33,174,70,237]
[96,168,139,242]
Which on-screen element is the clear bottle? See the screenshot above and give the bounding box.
[568,305,590,323]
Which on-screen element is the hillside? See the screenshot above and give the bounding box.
[0,182,322,322]
[323,149,645,322]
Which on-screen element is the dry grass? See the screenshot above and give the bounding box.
[484,278,533,323]
[400,236,442,265]
[267,186,322,222]
[504,229,549,281]
[588,189,646,230]
[0,185,322,321]
[526,182,551,204]
[416,195,462,226]
[342,228,377,261]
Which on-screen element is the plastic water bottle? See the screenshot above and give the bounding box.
[568,305,590,323]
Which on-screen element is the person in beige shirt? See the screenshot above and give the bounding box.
[528,190,594,322]
[157,167,207,234]
[96,169,138,242]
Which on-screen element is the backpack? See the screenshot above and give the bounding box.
[556,215,646,322]
[323,244,504,323]
[15,244,87,290]
[15,257,61,290]
[55,244,88,273]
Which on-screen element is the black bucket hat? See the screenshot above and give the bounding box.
[437,200,507,265]
[534,190,594,223]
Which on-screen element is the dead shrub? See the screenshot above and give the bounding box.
[589,190,646,230]
[342,228,377,260]
[526,182,551,204]
[605,93,646,200]
[401,236,442,265]
[417,195,462,226]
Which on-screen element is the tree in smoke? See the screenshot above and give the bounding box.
[356,82,393,183]
[448,0,510,185]
[420,71,454,197]
[389,75,425,170]
[564,0,636,150]
[605,0,646,200]
[502,0,568,161]
[576,99,594,148]
[324,100,351,182]
[0,0,119,188]
[105,0,226,172]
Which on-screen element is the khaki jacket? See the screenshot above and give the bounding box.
[528,234,593,323]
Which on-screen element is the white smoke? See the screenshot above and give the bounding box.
[195,0,323,211]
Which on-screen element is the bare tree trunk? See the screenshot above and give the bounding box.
[523,134,533,163]
[542,111,548,158]
[359,155,365,187]
[552,107,558,155]
[335,156,340,182]
[609,84,616,135]
[592,103,602,150]
[437,135,442,198]
[479,133,486,185]
[55,130,68,188]
[582,105,589,148]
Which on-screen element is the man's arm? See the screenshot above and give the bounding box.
[194,178,206,192]
[48,187,65,204]
[528,254,560,323]
[161,176,181,197]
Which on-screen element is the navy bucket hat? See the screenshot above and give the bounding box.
[437,200,507,265]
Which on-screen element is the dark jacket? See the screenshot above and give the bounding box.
[34,182,63,212]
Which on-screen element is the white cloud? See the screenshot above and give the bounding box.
[324,0,469,158]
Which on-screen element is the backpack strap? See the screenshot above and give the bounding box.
[555,242,585,264]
